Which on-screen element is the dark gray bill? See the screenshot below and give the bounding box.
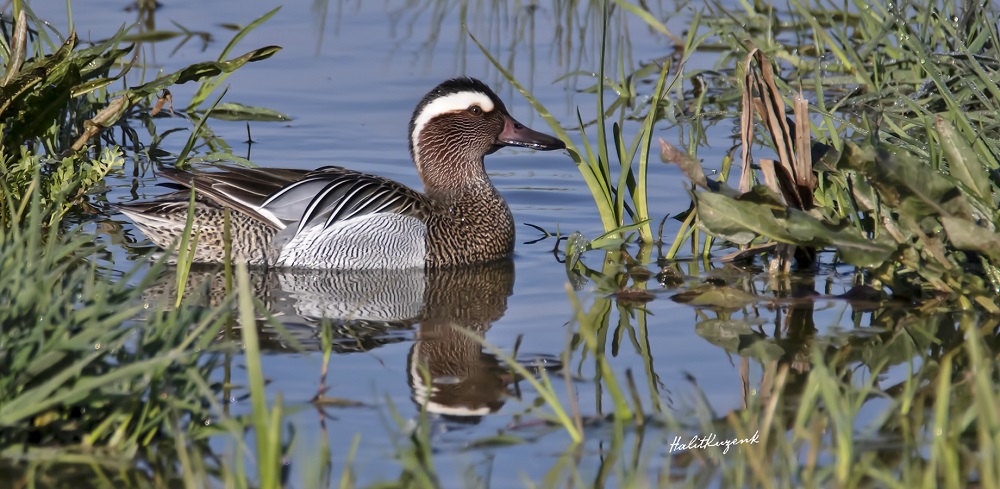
[495,114,566,151]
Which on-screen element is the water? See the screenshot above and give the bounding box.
[23,0,894,486]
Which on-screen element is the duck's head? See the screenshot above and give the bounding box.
[408,77,565,188]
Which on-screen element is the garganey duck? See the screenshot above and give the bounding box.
[119,77,565,269]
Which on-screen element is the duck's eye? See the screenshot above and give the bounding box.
[468,105,483,116]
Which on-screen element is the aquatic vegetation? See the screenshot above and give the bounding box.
[0,180,226,455]
[2,0,1000,488]
[480,0,1000,485]
[476,2,697,246]
[660,0,1000,308]
[0,4,281,226]
[0,2,290,486]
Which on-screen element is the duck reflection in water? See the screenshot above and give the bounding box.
[407,260,517,422]
[142,259,521,423]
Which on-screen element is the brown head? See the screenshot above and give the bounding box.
[408,77,565,191]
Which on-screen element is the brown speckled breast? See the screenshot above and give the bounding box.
[423,184,514,267]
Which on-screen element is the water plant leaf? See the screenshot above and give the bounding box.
[2,58,81,149]
[70,97,131,151]
[69,46,281,150]
[588,220,650,249]
[694,191,792,245]
[1,9,28,87]
[612,0,679,42]
[935,116,991,204]
[741,45,811,209]
[132,45,281,98]
[738,185,789,208]
[845,145,973,220]
[0,32,78,148]
[628,60,672,243]
[72,23,136,84]
[695,188,896,267]
[610,287,655,305]
[660,138,740,197]
[941,217,1000,262]
[694,319,785,360]
[188,7,282,110]
[311,396,364,408]
[564,232,588,271]
[202,102,292,121]
[465,434,526,448]
[672,285,757,308]
[71,33,137,98]
[781,208,897,267]
[660,138,707,188]
[858,322,938,369]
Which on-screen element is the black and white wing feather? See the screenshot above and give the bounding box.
[156,165,429,233]
[261,166,429,235]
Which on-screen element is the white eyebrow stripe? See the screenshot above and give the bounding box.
[410,91,495,164]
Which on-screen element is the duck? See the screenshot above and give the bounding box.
[118,77,565,269]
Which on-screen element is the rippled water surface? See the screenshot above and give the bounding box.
[25,1,899,486]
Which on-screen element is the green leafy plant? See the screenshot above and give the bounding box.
[0,177,229,451]
[0,146,123,227]
[647,1,1000,308]
[0,7,281,226]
